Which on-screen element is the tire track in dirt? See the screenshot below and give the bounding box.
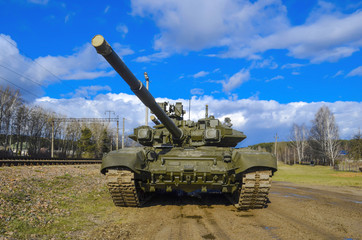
[85,182,361,240]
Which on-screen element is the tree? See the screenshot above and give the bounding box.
[309,106,340,166]
[290,123,308,164]
[0,87,20,149]
[349,129,362,160]
[101,129,110,154]
[78,127,96,158]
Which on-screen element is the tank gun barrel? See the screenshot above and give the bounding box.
[92,35,183,139]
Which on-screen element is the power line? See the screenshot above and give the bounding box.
[0,64,44,87]
[0,34,83,95]
[0,76,40,99]
[0,75,77,116]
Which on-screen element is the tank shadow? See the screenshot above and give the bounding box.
[142,192,233,208]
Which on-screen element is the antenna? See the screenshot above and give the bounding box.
[144,72,149,126]
[188,98,191,120]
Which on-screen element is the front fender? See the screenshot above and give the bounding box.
[100,147,145,174]
[232,149,277,174]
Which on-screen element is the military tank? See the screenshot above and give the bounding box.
[92,35,277,210]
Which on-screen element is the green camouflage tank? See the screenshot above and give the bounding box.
[92,35,277,210]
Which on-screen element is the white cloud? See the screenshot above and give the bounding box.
[116,23,129,38]
[68,85,112,98]
[281,63,305,69]
[332,70,343,78]
[0,34,132,100]
[190,88,204,95]
[251,57,278,69]
[133,52,170,62]
[221,68,250,92]
[266,75,284,82]
[193,71,209,78]
[112,43,135,56]
[347,66,362,77]
[131,0,362,63]
[35,93,362,146]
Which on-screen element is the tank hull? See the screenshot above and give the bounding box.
[102,146,276,209]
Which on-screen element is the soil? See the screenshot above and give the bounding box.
[88,183,362,240]
[1,165,361,240]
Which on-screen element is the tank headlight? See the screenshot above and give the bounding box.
[204,129,220,141]
[138,129,152,140]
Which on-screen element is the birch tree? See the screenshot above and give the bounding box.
[290,123,308,164]
[310,106,340,166]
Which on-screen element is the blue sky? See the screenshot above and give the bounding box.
[0,0,361,145]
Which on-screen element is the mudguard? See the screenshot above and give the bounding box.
[100,147,145,174]
[232,148,277,174]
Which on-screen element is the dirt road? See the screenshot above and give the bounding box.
[88,181,362,240]
[1,165,360,239]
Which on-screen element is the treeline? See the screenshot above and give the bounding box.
[249,106,362,166]
[0,86,133,158]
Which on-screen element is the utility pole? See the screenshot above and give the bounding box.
[274,133,278,162]
[105,111,115,121]
[189,98,191,120]
[51,120,54,158]
[122,118,125,149]
[144,72,149,126]
[116,119,119,150]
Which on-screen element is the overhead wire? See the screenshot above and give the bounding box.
[0,34,85,98]
[0,75,78,116]
[0,34,93,116]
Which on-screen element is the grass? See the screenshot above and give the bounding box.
[0,168,119,239]
[273,162,362,187]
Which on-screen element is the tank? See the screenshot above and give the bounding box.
[92,35,277,210]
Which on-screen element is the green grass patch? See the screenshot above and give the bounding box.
[273,162,362,187]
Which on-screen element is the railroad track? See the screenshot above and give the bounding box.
[0,157,102,166]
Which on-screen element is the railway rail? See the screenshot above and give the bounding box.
[0,157,102,167]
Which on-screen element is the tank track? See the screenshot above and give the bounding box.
[234,170,272,210]
[106,169,144,207]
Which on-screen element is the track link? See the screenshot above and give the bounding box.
[234,170,272,210]
[106,169,143,207]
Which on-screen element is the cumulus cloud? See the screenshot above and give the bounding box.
[131,0,362,63]
[347,66,362,77]
[221,68,250,92]
[0,34,132,100]
[193,71,209,78]
[35,93,362,146]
